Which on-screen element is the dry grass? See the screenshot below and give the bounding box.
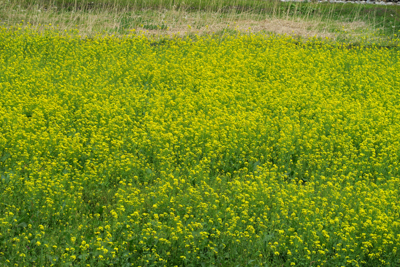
[0,0,390,43]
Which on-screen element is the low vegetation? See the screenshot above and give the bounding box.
[1,1,400,266]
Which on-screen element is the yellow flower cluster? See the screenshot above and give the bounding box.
[0,26,400,266]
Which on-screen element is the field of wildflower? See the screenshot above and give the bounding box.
[1,24,400,266]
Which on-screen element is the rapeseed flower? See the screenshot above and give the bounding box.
[0,25,400,266]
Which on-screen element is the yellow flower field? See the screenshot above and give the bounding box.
[1,26,400,266]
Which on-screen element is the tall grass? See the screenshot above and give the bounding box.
[2,0,399,43]
[15,0,277,11]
